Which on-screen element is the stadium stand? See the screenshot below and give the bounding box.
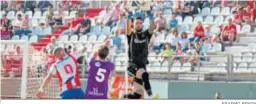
[1,0,256,85]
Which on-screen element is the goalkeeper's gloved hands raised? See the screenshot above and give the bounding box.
[146,11,154,21]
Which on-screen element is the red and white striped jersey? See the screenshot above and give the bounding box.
[48,53,81,92]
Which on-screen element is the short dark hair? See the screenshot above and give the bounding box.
[98,46,109,59]
[136,17,143,21]
[17,14,22,17]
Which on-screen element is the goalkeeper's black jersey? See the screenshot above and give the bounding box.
[127,29,152,65]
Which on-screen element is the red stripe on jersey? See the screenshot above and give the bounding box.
[66,53,81,87]
[55,66,63,91]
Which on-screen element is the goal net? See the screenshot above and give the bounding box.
[1,40,60,99]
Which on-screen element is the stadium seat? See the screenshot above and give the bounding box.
[0,11,6,18]
[209,63,226,73]
[171,62,183,73]
[164,9,172,15]
[31,19,38,27]
[88,35,97,42]
[59,35,69,42]
[69,11,78,18]
[33,11,42,19]
[247,43,256,51]
[220,7,230,15]
[101,26,111,35]
[43,27,52,35]
[43,11,48,16]
[235,63,249,73]
[78,35,87,42]
[211,43,222,52]
[201,7,210,16]
[11,35,20,40]
[29,35,38,43]
[178,24,190,34]
[143,17,150,27]
[182,63,191,71]
[97,35,106,42]
[148,62,161,72]
[7,11,15,19]
[224,16,233,24]
[210,25,220,34]
[160,61,169,73]
[148,52,156,62]
[242,53,253,62]
[69,35,78,42]
[33,27,43,35]
[85,43,93,52]
[20,35,29,41]
[193,16,203,23]
[214,16,224,25]
[158,34,165,43]
[204,16,214,24]
[210,7,220,15]
[249,63,256,72]
[91,26,102,35]
[176,15,183,25]
[183,16,193,25]
[25,11,33,19]
[240,25,251,33]
[202,43,212,53]
[115,61,123,72]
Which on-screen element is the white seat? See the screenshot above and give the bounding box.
[69,11,78,18]
[63,11,69,17]
[164,9,172,15]
[158,34,165,43]
[214,16,224,25]
[176,16,183,25]
[69,35,78,42]
[88,35,97,42]
[85,44,93,52]
[240,25,251,33]
[211,43,222,52]
[171,62,183,72]
[43,27,52,35]
[248,43,256,51]
[249,63,256,72]
[160,61,169,72]
[210,25,220,35]
[97,35,106,42]
[193,16,203,23]
[201,7,210,16]
[242,53,253,62]
[92,26,102,35]
[79,35,87,42]
[59,35,69,42]
[182,63,191,71]
[148,52,156,62]
[220,7,230,15]
[204,16,214,24]
[29,35,38,43]
[31,19,38,27]
[148,62,161,72]
[20,35,29,41]
[43,11,48,16]
[115,61,124,72]
[211,7,220,15]
[183,16,193,25]
[1,44,6,51]
[25,11,33,19]
[224,16,233,24]
[7,11,15,19]
[178,24,189,34]
[209,63,226,73]
[101,26,111,35]
[33,11,42,19]
[11,35,20,40]
[202,43,212,53]
[235,63,250,73]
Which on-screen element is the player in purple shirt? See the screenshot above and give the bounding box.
[85,45,115,99]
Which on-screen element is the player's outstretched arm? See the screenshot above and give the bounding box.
[147,10,155,34]
[36,74,54,99]
[126,12,133,36]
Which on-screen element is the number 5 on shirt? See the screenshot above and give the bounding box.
[95,68,107,82]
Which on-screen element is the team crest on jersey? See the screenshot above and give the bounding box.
[95,62,101,67]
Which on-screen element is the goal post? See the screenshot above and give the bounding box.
[1,40,28,99]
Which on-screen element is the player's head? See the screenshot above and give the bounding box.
[215,92,221,99]
[53,47,65,59]
[164,43,171,50]
[98,46,109,60]
[134,17,143,32]
[51,36,56,43]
